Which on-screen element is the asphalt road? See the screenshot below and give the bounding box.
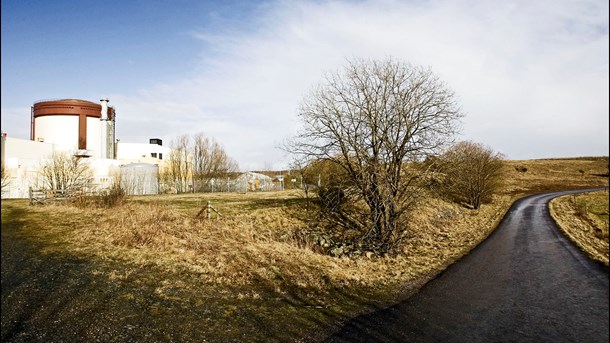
[325,189,609,343]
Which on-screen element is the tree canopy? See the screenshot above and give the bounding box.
[289,57,464,251]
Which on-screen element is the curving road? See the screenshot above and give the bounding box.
[325,189,609,342]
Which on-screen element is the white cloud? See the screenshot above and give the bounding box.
[100,0,608,170]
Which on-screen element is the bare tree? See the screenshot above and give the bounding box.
[166,134,192,193]
[1,165,10,194]
[39,151,93,194]
[192,133,238,191]
[161,133,238,193]
[288,58,463,251]
[192,133,211,191]
[439,141,506,209]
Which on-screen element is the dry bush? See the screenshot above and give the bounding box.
[39,151,93,193]
[514,165,528,173]
[438,141,506,209]
[99,184,126,207]
[70,184,126,209]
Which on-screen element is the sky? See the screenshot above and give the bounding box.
[1,0,608,171]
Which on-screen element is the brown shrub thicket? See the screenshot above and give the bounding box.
[438,141,506,209]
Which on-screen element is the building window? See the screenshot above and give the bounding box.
[159,153,163,160]
[151,153,158,158]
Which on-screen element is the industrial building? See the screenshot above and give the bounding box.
[1,98,170,198]
[31,98,116,159]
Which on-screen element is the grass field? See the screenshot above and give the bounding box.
[550,190,609,266]
[1,157,608,341]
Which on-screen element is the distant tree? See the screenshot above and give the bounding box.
[161,133,239,193]
[289,158,333,203]
[287,57,463,252]
[192,133,239,191]
[305,158,345,190]
[439,141,506,209]
[165,134,192,193]
[39,151,93,193]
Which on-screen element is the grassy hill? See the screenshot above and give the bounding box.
[1,157,608,342]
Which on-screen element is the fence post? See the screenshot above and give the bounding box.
[195,200,222,220]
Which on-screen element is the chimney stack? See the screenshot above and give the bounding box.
[100,98,110,158]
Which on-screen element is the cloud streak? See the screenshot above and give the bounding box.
[6,0,607,171]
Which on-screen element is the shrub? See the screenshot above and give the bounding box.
[99,184,126,208]
[72,184,126,209]
[440,141,506,209]
[317,186,346,213]
[515,165,528,173]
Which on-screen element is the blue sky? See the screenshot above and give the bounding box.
[2,0,609,171]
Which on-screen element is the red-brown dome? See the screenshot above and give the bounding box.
[33,99,102,118]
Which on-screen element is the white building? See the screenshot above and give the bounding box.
[1,98,169,199]
[116,139,171,164]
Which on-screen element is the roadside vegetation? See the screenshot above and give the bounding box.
[550,190,609,266]
[2,157,607,342]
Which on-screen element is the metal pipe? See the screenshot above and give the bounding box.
[100,98,109,159]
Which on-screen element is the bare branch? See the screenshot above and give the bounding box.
[287,57,464,252]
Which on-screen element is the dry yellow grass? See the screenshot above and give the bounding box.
[550,190,609,266]
[503,157,608,195]
[5,158,609,294]
[0,190,521,299]
[2,157,608,340]
[3,190,512,294]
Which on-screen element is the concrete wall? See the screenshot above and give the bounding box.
[1,137,126,199]
[1,137,55,198]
